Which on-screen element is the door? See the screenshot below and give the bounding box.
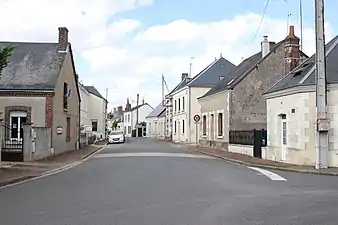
[281,116,287,161]
[10,112,27,141]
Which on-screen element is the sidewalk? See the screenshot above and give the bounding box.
[181,144,338,176]
[0,144,104,187]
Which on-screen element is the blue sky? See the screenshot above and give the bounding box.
[1,0,337,110]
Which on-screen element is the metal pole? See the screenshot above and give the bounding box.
[195,123,198,147]
[105,88,108,139]
[299,0,303,51]
[136,93,139,137]
[315,0,328,169]
[162,74,164,106]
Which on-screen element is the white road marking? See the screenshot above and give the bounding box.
[248,166,287,181]
[92,152,216,159]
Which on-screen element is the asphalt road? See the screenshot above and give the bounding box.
[0,138,338,225]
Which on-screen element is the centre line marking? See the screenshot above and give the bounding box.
[92,152,216,159]
[248,166,287,181]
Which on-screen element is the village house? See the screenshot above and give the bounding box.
[123,98,153,137]
[169,57,236,144]
[146,102,166,139]
[0,27,81,160]
[84,86,108,140]
[263,34,338,167]
[198,26,308,157]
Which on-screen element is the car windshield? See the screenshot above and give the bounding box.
[110,131,123,135]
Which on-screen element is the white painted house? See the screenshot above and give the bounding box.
[146,102,166,139]
[171,57,236,144]
[79,83,92,133]
[84,86,108,140]
[263,35,338,167]
[123,98,153,137]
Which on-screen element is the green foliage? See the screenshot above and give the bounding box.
[0,46,15,75]
[138,121,146,126]
[112,120,118,129]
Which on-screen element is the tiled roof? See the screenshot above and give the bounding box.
[146,102,166,118]
[84,86,107,102]
[0,42,64,90]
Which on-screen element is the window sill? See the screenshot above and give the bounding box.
[217,135,224,139]
[63,108,68,112]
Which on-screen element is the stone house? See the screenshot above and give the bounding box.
[170,56,236,144]
[198,26,308,155]
[146,102,166,139]
[0,27,81,156]
[263,34,338,167]
[83,86,108,140]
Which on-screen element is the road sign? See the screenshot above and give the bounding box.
[193,114,200,123]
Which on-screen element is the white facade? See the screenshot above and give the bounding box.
[87,93,107,139]
[123,104,153,137]
[265,86,338,167]
[78,84,92,133]
[146,116,166,138]
[171,86,210,144]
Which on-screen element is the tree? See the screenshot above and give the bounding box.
[112,120,118,130]
[0,46,15,76]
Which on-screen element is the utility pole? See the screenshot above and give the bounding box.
[315,0,329,169]
[189,57,194,77]
[136,93,139,137]
[299,0,303,51]
[105,88,108,139]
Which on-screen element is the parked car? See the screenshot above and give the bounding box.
[108,131,125,144]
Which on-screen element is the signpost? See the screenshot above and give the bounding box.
[193,114,201,147]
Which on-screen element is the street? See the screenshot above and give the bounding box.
[0,139,338,225]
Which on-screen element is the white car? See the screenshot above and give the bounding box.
[108,131,125,144]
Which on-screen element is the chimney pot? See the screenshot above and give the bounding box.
[58,27,69,52]
[289,25,295,37]
[261,35,270,58]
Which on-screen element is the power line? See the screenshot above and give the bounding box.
[251,0,270,43]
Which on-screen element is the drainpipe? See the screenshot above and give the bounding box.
[188,88,191,143]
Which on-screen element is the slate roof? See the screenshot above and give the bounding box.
[166,77,191,97]
[200,52,262,98]
[264,35,338,95]
[125,103,153,113]
[0,42,64,90]
[187,57,236,87]
[146,102,166,118]
[84,86,107,102]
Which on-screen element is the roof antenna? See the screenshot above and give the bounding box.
[220,53,222,58]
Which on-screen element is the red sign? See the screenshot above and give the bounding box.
[193,114,201,123]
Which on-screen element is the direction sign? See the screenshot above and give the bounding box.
[193,114,201,123]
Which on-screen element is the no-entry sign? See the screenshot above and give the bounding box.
[193,114,201,123]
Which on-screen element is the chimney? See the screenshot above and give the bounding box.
[181,73,189,81]
[117,106,123,115]
[58,27,69,52]
[284,25,300,75]
[125,98,131,111]
[261,36,270,58]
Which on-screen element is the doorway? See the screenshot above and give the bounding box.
[280,114,287,161]
[210,114,214,141]
[10,111,27,141]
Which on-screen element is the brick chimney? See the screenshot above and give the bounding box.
[58,27,69,52]
[117,106,123,115]
[125,98,131,111]
[181,73,189,81]
[284,25,300,74]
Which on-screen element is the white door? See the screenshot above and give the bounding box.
[10,111,27,141]
[281,118,287,161]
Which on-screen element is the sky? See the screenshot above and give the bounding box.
[0,0,337,112]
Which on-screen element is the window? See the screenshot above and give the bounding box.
[218,113,223,136]
[182,97,185,111]
[174,100,177,112]
[202,115,207,135]
[182,120,185,133]
[174,121,177,133]
[92,120,98,131]
[66,117,70,142]
[63,82,68,110]
[128,126,131,134]
[178,98,181,111]
[128,114,130,122]
[282,121,287,145]
[124,126,127,134]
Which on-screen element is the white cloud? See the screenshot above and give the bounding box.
[0,1,336,111]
